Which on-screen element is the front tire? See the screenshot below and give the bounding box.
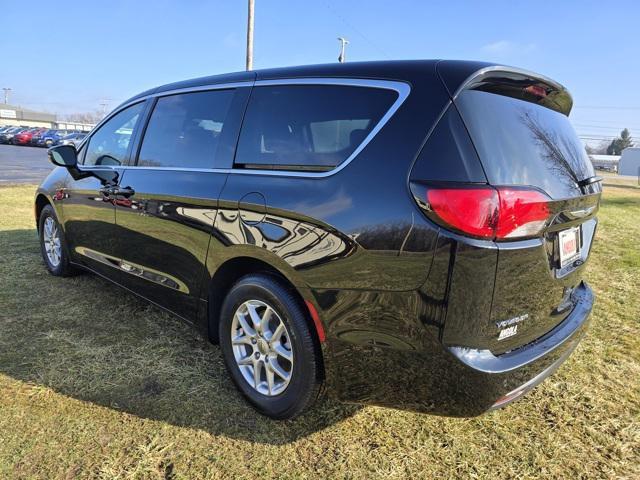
[39,204,75,276]
[219,274,323,419]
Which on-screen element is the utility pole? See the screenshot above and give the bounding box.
[246,0,255,71]
[99,100,109,117]
[2,88,11,104]
[337,37,349,63]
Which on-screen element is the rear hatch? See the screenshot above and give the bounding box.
[444,65,601,354]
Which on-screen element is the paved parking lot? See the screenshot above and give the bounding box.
[0,144,53,184]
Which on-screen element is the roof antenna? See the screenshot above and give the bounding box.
[337,37,349,63]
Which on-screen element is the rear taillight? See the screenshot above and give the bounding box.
[425,188,498,238]
[413,184,551,241]
[496,188,550,239]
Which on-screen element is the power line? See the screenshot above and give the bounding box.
[324,1,392,60]
[578,136,631,141]
[577,135,635,141]
[577,129,636,134]
[577,132,631,136]
[578,133,632,137]
[573,117,640,126]
[574,105,640,110]
[574,124,639,131]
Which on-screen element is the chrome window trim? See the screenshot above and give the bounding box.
[77,77,411,178]
[74,82,254,153]
[243,78,410,178]
[152,81,253,98]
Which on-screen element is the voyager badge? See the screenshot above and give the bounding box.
[496,314,529,341]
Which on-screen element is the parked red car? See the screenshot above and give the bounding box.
[12,128,46,145]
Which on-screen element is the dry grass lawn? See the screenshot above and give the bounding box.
[0,180,638,479]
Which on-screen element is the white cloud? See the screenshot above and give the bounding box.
[481,40,537,56]
[223,33,241,49]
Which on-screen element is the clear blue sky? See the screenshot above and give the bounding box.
[3,0,638,146]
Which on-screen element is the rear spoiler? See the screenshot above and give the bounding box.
[439,63,573,116]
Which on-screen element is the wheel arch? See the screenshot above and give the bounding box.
[206,255,325,378]
[34,192,53,232]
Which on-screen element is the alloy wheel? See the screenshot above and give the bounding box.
[231,299,294,396]
[43,216,62,267]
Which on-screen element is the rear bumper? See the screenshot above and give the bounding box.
[323,281,593,416]
[449,281,592,373]
[449,281,593,410]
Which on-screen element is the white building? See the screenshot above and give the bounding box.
[0,103,95,131]
[55,121,94,132]
[589,154,620,173]
[0,103,56,128]
[618,148,640,176]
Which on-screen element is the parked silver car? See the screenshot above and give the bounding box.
[56,133,87,148]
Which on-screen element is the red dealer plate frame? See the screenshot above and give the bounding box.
[559,226,581,268]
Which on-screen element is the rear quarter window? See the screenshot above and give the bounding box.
[235,84,398,171]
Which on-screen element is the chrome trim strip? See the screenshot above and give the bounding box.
[565,206,596,219]
[79,77,411,179]
[74,81,256,151]
[154,81,253,98]
[75,246,190,293]
[246,78,410,177]
[255,77,408,89]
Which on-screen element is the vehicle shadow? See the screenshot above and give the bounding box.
[0,228,361,445]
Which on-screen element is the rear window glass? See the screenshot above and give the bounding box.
[456,90,594,199]
[235,85,398,171]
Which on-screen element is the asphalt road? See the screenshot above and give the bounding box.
[0,144,54,185]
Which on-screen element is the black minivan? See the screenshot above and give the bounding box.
[36,60,600,419]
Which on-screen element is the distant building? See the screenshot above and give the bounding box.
[55,121,94,132]
[0,103,95,131]
[589,154,620,173]
[0,103,56,128]
[618,148,640,176]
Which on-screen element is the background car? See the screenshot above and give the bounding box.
[0,126,27,144]
[35,129,67,148]
[12,127,45,146]
[55,132,86,147]
[30,129,51,146]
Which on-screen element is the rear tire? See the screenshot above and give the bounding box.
[219,274,323,419]
[38,204,76,277]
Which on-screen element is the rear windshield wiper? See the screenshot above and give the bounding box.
[576,175,603,188]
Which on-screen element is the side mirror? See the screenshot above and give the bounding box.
[48,144,77,168]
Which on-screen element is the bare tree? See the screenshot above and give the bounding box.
[59,110,103,124]
[520,110,590,190]
[591,140,611,155]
